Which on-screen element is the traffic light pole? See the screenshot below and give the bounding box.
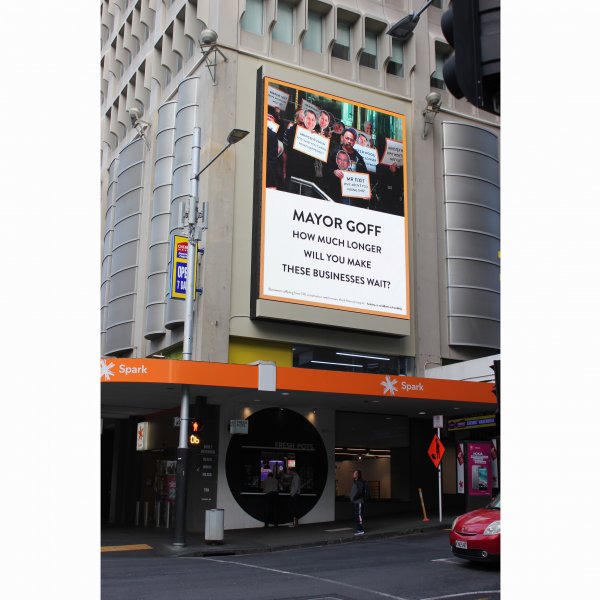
[173,128,202,547]
[437,426,442,523]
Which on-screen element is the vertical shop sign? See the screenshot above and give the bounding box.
[170,235,197,299]
[136,421,150,451]
[467,442,492,497]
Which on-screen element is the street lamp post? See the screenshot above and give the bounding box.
[172,126,249,546]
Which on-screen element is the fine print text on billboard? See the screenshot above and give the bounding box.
[259,77,409,319]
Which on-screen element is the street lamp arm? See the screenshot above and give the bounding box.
[192,143,232,180]
[387,0,436,41]
[415,0,436,19]
[192,128,249,180]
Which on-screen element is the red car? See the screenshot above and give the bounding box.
[449,495,500,562]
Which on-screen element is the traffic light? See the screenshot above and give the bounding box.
[188,419,203,446]
[441,0,500,115]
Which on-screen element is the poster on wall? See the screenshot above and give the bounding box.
[258,77,409,319]
[466,442,492,497]
[456,442,465,494]
[491,438,499,489]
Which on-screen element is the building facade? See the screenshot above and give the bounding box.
[100,0,500,531]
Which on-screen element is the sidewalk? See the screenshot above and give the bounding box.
[101,511,459,558]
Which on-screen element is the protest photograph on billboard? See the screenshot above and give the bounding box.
[258,76,409,319]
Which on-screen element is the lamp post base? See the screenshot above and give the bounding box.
[172,446,189,546]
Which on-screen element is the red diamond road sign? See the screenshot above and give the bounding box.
[428,434,445,469]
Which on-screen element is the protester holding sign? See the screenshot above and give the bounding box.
[375,161,404,216]
[317,110,332,137]
[325,150,351,204]
[325,128,369,208]
[302,108,318,133]
[282,109,318,192]
[266,116,283,189]
[338,128,368,173]
[357,132,369,147]
[363,121,376,147]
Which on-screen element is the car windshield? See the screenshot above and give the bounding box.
[487,495,500,510]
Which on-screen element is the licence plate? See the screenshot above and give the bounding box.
[455,540,468,549]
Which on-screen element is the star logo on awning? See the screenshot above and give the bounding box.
[100,359,115,381]
[380,375,398,396]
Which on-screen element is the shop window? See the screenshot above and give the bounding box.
[241,0,264,35]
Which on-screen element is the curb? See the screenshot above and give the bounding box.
[175,521,452,558]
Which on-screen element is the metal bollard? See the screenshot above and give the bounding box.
[135,501,140,526]
[143,501,149,527]
[165,502,171,528]
[155,501,161,527]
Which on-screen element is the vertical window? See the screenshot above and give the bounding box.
[241,0,264,35]
[386,38,404,77]
[432,41,451,89]
[185,35,195,59]
[360,29,377,68]
[332,20,351,61]
[174,52,183,73]
[132,35,141,57]
[303,9,322,52]
[163,65,172,86]
[273,1,294,44]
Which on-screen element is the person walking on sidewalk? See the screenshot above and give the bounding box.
[262,472,280,527]
[350,469,367,535]
[287,469,301,527]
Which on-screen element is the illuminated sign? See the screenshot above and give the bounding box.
[189,420,202,445]
[136,421,152,451]
[170,235,197,299]
[229,419,249,434]
[257,77,409,320]
[448,414,497,431]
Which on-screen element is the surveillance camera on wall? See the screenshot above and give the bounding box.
[128,106,143,124]
[199,28,218,45]
[425,92,442,111]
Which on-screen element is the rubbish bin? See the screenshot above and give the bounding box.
[205,508,224,543]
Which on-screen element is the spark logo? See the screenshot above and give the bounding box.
[100,359,115,381]
[380,375,398,396]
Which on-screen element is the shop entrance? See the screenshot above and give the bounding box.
[226,407,327,524]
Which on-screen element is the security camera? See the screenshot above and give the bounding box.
[128,106,143,124]
[425,92,442,111]
[199,28,218,45]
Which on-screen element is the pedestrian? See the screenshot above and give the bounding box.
[350,469,367,535]
[262,472,279,527]
[287,469,301,527]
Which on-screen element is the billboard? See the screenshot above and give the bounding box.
[256,77,410,320]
